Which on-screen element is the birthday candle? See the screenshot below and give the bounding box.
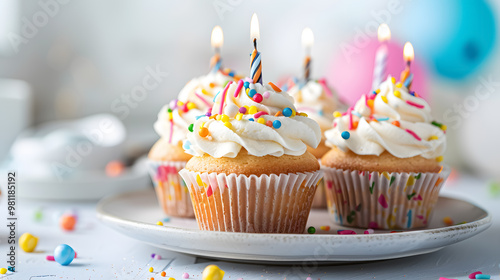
[250,13,262,84]
[372,23,391,90]
[302,27,314,82]
[210,26,223,72]
[400,42,414,89]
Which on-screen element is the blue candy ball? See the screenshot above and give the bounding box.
[272,120,282,129]
[248,89,257,98]
[54,244,75,266]
[282,107,293,117]
[341,131,350,140]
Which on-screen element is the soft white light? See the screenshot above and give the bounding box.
[377,23,391,42]
[404,42,415,61]
[250,13,260,41]
[301,27,314,50]
[211,26,223,49]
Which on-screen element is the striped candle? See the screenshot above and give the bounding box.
[372,24,391,90]
[250,14,262,84]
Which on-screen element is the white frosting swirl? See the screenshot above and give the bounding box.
[288,79,345,131]
[154,105,204,145]
[177,71,235,110]
[185,80,322,158]
[324,76,446,159]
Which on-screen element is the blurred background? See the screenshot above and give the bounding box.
[0,0,498,197]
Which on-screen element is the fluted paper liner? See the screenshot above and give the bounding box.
[321,166,451,230]
[179,169,323,233]
[148,160,195,218]
[311,159,327,209]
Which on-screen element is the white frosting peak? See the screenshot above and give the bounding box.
[324,76,446,159]
[185,79,322,158]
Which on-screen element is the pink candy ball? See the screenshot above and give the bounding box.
[182,272,190,279]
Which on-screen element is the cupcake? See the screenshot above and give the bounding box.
[288,78,346,208]
[148,70,237,218]
[321,76,449,230]
[179,79,323,233]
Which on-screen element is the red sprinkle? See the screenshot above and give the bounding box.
[46,255,55,261]
[234,79,244,98]
[468,272,482,279]
[318,78,333,97]
[253,93,263,103]
[338,230,357,235]
[406,100,424,108]
[254,111,268,118]
[348,108,353,130]
[405,129,421,141]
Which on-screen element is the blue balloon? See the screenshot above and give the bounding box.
[399,0,496,79]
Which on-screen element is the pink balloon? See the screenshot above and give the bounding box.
[326,39,429,107]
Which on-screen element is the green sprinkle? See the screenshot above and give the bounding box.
[188,124,194,132]
[431,121,442,128]
[489,181,500,197]
[307,226,316,234]
[167,108,172,113]
[407,192,417,200]
[369,182,375,194]
[415,173,422,180]
[390,176,396,186]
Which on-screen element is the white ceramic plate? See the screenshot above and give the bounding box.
[17,157,150,200]
[97,189,491,263]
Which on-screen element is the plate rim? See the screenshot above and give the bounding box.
[96,188,492,240]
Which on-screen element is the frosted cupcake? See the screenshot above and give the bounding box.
[321,76,449,230]
[179,79,323,233]
[288,78,345,208]
[148,70,237,218]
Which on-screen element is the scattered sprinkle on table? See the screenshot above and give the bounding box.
[307,227,316,234]
[469,272,482,279]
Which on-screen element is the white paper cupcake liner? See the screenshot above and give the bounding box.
[179,169,323,233]
[321,165,451,230]
[148,160,195,218]
[311,159,327,209]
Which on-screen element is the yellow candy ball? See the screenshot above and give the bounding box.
[441,125,447,131]
[156,221,163,226]
[221,114,229,123]
[216,115,222,121]
[187,102,196,110]
[0,268,7,274]
[177,101,184,107]
[428,135,439,141]
[19,232,38,253]
[381,96,388,103]
[393,91,401,98]
[395,82,402,88]
[248,106,258,114]
[257,117,266,124]
[235,113,243,121]
[333,111,342,118]
[202,265,225,280]
[391,77,396,84]
[224,122,232,129]
[149,267,153,272]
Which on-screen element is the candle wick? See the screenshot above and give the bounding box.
[253,38,257,51]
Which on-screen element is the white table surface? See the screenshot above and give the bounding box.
[0,173,498,280]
